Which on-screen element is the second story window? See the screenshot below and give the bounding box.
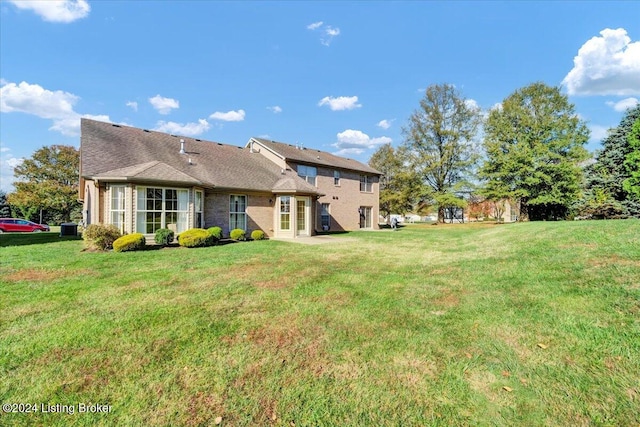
[360,175,372,192]
[297,165,317,186]
[334,170,340,186]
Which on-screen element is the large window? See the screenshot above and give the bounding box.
[297,165,317,186]
[280,196,291,230]
[110,185,126,233]
[360,175,372,192]
[321,203,330,230]
[136,187,188,234]
[195,190,204,228]
[229,195,247,230]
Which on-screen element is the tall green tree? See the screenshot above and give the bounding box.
[402,83,481,222]
[622,118,640,200]
[584,105,640,217]
[7,145,81,224]
[480,82,589,220]
[369,143,425,221]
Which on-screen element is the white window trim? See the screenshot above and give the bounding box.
[195,190,204,228]
[136,186,189,234]
[360,175,373,193]
[279,196,291,230]
[229,194,247,231]
[109,185,126,233]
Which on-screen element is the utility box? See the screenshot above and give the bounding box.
[60,222,78,236]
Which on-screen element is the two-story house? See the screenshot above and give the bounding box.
[79,119,380,240]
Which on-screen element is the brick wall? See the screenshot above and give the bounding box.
[204,191,274,238]
[291,165,379,231]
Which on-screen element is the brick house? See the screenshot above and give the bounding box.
[79,119,380,240]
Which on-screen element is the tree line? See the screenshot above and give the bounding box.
[370,82,640,222]
[1,82,638,225]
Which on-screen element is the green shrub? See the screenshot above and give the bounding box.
[250,230,265,240]
[113,233,146,252]
[230,228,246,241]
[207,226,222,241]
[178,228,215,248]
[155,228,175,246]
[83,223,122,250]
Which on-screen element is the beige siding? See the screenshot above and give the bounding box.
[248,140,287,169]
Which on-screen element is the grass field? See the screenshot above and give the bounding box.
[1,221,639,426]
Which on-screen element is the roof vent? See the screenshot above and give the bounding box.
[179,139,186,154]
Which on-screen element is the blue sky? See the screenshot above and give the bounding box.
[1,1,639,192]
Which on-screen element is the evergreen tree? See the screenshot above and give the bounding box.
[584,105,640,217]
[622,118,640,200]
[0,190,12,218]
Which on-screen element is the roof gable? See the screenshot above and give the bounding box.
[249,138,382,175]
[92,161,202,185]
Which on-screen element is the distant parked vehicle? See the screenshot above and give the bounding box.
[0,218,50,233]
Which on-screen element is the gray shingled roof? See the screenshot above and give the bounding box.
[92,161,202,185]
[272,175,324,194]
[81,119,321,194]
[250,137,382,175]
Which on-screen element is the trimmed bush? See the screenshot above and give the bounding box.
[113,233,146,252]
[207,226,222,241]
[230,228,246,241]
[155,228,175,246]
[250,230,265,240]
[178,228,215,248]
[83,223,122,250]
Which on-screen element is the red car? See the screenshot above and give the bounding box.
[0,218,50,233]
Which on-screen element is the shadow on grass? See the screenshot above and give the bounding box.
[0,232,82,247]
[316,230,352,236]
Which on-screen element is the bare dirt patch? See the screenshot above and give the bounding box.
[4,268,92,283]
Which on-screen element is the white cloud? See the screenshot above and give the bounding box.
[318,96,361,111]
[49,114,113,136]
[267,105,282,114]
[6,157,23,168]
[563,28,640,96]
[377,119,392,130]
[490,102,503,111]
[307,21,340,46]
[154,119,210,136]
[605,97,639,112]
[589,124,610,142]
[332,129,392,155]
[0,80,114,136]
[307,21,323,30]
[8,0,90,23]
[209,109,245,122]
[465,99,480,110]
[149,95,179,115]
[0,146,24,192]
[126,101,138,111]
[1,81,78,118]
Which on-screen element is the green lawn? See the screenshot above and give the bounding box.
[1,221,639,426]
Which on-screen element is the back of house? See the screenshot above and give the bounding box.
[79,119,381,241]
